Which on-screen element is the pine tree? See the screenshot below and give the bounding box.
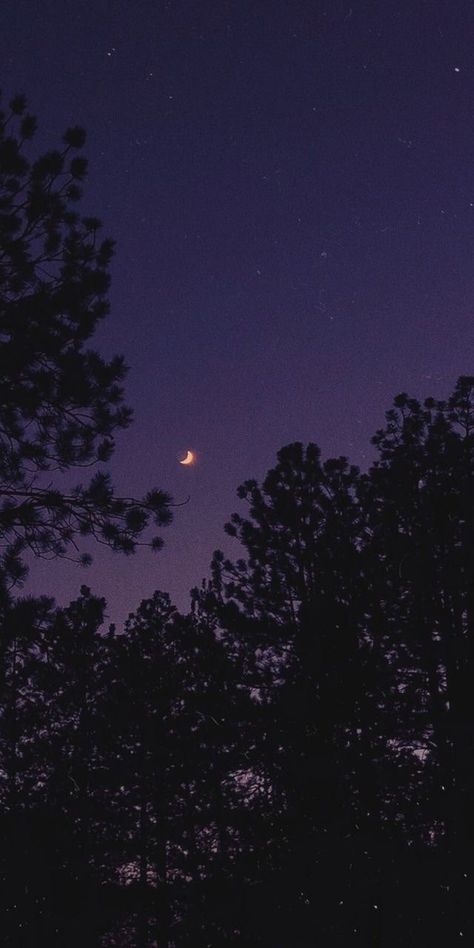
[365,379,474,856]
[210,443,383,939]
[101,591,243,946]
[0,587,113,945]
[0,92,172,587]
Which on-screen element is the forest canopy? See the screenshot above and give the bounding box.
[1,367,473,945]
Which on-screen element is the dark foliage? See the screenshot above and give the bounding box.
[1,156,474,946]
[0,92,172,585]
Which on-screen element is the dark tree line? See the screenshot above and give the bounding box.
[2,93,474,945]
[1,378,474,945]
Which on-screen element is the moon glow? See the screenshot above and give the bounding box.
[179,450,195,466]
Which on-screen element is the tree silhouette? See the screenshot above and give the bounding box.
[0,92,172,586]
[364,378,474,857]
[208,443,388,940]
[0,587,117,944]
[107,591,246,947]
[2,373,474,944]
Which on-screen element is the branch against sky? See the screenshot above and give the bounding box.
[0,92,173,586]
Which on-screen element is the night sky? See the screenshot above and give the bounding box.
[2,0,474,623]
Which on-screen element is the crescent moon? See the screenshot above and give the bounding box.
[179,450,195,466]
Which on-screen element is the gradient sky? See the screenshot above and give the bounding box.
[2,0,474,623]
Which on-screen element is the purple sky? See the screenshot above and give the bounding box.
[2,0,474,623]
